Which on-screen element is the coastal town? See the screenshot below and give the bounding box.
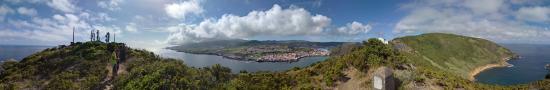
[221,45,330,62]
[255,48,329,62]
[167,40,342,62]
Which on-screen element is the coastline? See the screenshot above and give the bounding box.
[468,57,514,81]
[172,50,326,62]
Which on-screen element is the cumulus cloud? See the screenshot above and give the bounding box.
[5,13,90,43]
[516,6,550,22]
[395,0,550,43]
[165,0,203,19]
[166,4,369,45]
[98,0,124,11]
[336,21,372,35]
[464,0,504,15]
[125,22,137,32]
[0,5,14,21]
[2,9,126,45]
[16,7,37,16]
[47,0,78,13]
[4,0,43,4]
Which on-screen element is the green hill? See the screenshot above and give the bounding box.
[1,34,549,89]
[390,33,516,80]
[0,42,234,89]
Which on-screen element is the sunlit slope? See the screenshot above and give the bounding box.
[0,42,125,89]
[391,33,515,79]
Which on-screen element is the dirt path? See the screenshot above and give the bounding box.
[101,46,127,90]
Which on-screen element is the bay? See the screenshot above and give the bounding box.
[475,44,550,85]
[154,49,328,73]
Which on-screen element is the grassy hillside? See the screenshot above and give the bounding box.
[0,42,123,89]
[0,42,236,89]
[0,40,400,89]
[391,33,516,80]
[1,34,549,89]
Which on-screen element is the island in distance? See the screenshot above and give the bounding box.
[167,39,353,62]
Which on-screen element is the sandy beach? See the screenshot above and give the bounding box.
[468,57,513,81]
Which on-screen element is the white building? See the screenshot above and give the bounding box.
[377,38,388,44]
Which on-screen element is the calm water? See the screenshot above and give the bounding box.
[154,49,328,73]
[475,44,550,85]
[0,45,50,62]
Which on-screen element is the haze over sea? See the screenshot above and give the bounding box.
[0,45,50,62]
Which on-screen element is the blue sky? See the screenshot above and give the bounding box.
[1,0,550,50]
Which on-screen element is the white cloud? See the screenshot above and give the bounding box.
[336,21,372,35]
[17,7,37,16]
[0,5,14,21]
[125,22,137,32]
[98,0,124,11]
[166,4,332,44]
[47,0,78,13]
[516,6,550,22]
[92,25,123,36]
[0,1,129,45]
[463,0,504,14]
[164,0,203,19]
[5,0,43,4]
[2,13,97,45]
[166,4,369,45]
[395,0,550,43]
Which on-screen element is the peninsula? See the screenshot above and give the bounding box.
[391,33,518,81]
[167,39,344,62]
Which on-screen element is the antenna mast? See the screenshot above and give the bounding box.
[113,32,116,42]
[72,27,75,43]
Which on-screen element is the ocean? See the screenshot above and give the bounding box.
[475,44,550,85]
[0,45,50,62]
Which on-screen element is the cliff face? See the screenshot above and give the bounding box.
[391,33,516,80]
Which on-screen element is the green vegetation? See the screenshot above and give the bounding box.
[0,42,122,89]
[389,33,548,89]
[1,33,549,89]
[391,33,516,79]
